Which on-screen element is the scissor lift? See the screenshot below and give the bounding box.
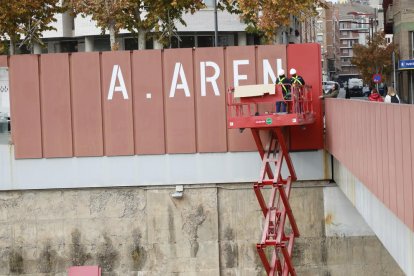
[227,84,316,276]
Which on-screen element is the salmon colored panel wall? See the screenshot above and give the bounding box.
[287,44,323,151]
[40,54,73,158]
[326,99,414,232]
[101,51,134,156]
[373,104,380,194]
[0,56,8,66]
[163,48,196,154]
[375,105,384,202]
[380,104,388,204]
[401,105,414,226]
[194,48,227,153]
[353,101,359,179]
[370,104,376,196]
[225,46,257,152]
[393,106,404,220]
[132,50,165,155]
[256,45,287,115]
[71,52,104,157]
[404,105,414,230]
[10,55,42,159]
[386,105,395,210]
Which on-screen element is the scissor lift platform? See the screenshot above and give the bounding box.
[227,83,316,276]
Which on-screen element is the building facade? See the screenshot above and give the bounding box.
[301,2,341,81]
[23,4,303,55]
[384,0,414,103]
[337,3,376,84]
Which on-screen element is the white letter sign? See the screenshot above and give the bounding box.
[233,60,249,87]
[170,62,191,98]
[262,59,283,84]
[107,65,129,100]
[200,61,220,96]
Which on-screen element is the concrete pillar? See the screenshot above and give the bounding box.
[85,37,94,52]
[238,32,247,46]
[153,40,163,50]
[47,42,55,53]
[33,43,42,54]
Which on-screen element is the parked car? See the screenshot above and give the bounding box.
[362,85,370,97]
[322,81,339,95]
[346,78,364,98]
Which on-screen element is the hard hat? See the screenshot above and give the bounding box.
[290,68,297,75]
[278,69,285,76]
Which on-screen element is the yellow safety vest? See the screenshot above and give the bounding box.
[277,77,288,94]
[291,76,303,85]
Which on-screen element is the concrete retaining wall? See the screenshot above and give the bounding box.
[334,157,414,275]
[0,182,403,275]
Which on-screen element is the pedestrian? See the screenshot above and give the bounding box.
[368,88,384,102]
[384,87,400,104]
[275,69,291,114]
[320,83,339,99]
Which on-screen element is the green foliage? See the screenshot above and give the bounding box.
[0,0,64,54]
[218,0,327,43]
[352,32,395,85]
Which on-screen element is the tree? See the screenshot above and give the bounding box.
[69,0,204,50]
[0,0,64,55]
[218,0,327,43]
[352,32,395,86]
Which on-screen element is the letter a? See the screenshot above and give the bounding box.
[108,65,129,100]
[170,63,191,98]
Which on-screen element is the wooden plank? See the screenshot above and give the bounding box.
[132,50,165,155]
[101,51,134,156]
[194,47,227,153]
[9,55,42,159]
[71,52,104,157]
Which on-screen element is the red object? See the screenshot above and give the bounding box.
[368,92,384,102]
[227,84,317,275]
[287,44,323,151]
[373,73,382,83]
[68,266,101,276]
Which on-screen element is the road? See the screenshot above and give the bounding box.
[338,88,368,100]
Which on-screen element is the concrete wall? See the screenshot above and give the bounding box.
[0,182,403,275]
[334,157,414,275]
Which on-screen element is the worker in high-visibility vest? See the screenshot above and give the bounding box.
[289,68,305,86]
[289,68,305,114]
[275,69,291,114]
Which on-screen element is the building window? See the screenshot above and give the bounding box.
[197,36,214,47]
[411,32,414,59]
[316,35,323,43]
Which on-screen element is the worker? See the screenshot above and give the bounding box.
[289,68,305,86]
[275,69,291,114]
[289,68,305,113]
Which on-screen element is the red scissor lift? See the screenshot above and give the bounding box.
[227,84,316,276]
